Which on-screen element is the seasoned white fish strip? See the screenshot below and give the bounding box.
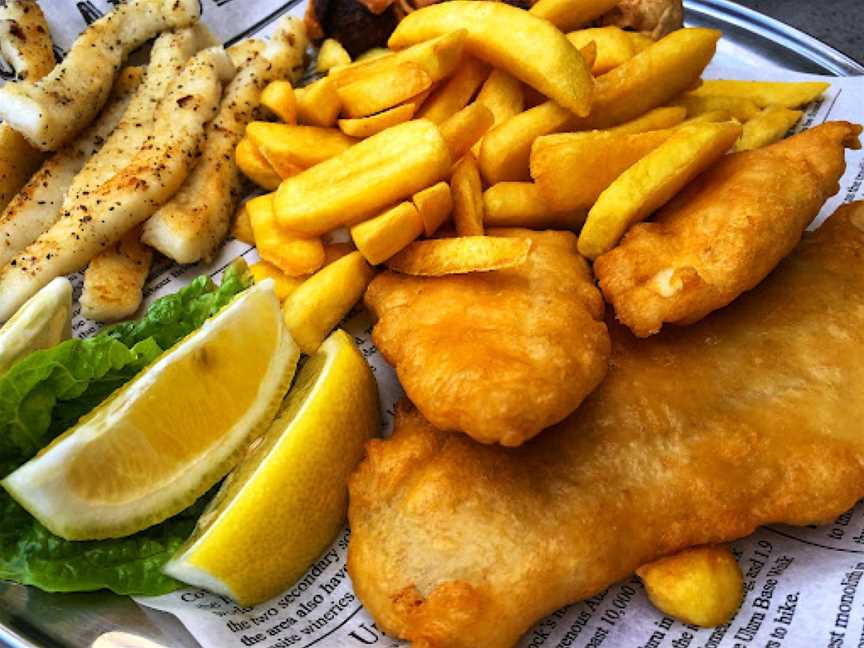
[0,67,143,268]
[0,0,200,151]
[0,47,234,322]
[143,17,309,263]
[80,226,152,322]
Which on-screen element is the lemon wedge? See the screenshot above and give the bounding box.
[163,329,379,605]
[2,281,299,540]
[0,277,72,374]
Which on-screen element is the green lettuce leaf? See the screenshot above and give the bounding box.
[0,262,251,595]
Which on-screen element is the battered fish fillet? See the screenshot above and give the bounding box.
[365,229,610,446]
[348,202,864,648]
[594,121,861,337]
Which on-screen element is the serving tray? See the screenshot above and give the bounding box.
[0,1,861,647]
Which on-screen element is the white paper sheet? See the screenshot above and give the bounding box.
[21,2,864,647]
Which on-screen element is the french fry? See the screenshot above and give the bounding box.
[479,101,573,184]
[330,30,465,88]
[628,31,654,52]
[323,242,355,265]
[607,106,687,135]
[295,76,341,127]
[261,80,297,124]
[417,57,490,124]
[578,41,597,70]
[673,93,761,122]
[236,138,282,190]
[529,0,618,32]
[275,119,452,236]
[481,28,720,182]
[637,546,744,627]
[338,104,417,138]
[680,109,732,125]
[356,47,391,62]
[386,235,532,276]
[246,122,357,169]
[734,105,802,151]
[351,202,424,264]
[316,38,352,73]
[439,102,494,160]
[232,202,255,245]
[282,251,376,353]
[472,69,525,156]
[337,62,432,118]
[80,227,152,322]
[483,182,585,229]
[389,1,593,117]
[567,26,638,75]
[412,181,453,236]
[0,0,201,151]
[689,79,830,109]
[451,153,484,236]
[248,194,325,276]
[250,261,304,300]
[531,129,673,211]
[578,121,742,258]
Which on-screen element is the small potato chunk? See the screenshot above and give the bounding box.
[439,102,494,160]
[236,138,282,191]
[282,251,376,353]
[250,261,304,300]
[275,119,452,236]
[295,77,342,127]
[330,30,466,88]
[529,0,618,32]
[578,121,742,258]
[248,194,325,276]
[338,103,417,138]
[734,105,802,151]
[417,57,490,124]
[607,106,687,134]
[673,93,761,122]
[246,122,356,169]
[386,235,531,276]
[261,80,297,124]
[337,62,432,118]
[316,38,352,73]
[567,26,638,75]
[232,202,255,245]
[413,181,453,236]
[531,129,673,211]
[689,79,829,109]
[389,1,593,117]
[637,545,744,627]
[351,202,424,265]
[451,153,484,236]
[483,182,585,230]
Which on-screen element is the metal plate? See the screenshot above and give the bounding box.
[1,1,862,647]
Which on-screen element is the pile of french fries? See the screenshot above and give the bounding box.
[233,0,828,357]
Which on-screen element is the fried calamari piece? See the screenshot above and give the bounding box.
[365,229,609,446]
[349,202,864,648]
[594,121,861,337]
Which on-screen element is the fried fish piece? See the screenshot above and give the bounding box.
[348,202,864,648]
[365,229,609,446]
[594,121,861,337]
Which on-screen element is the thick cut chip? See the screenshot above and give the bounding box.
[413,182,453,237]
[734,105,802,152]
[385,236,531,276]
[531,129,673,212]
[250,261,304,301]
[529,0,618,32]
[236,138,283,190]
[606,106,687,134]
[347,204,864,648]
[274,119,452,236]
[351,202,424,265]
[261,80,297,124]
[690,79,829,109]
[316,38,352,72]
[2,282,299,540]
[483,182,585,230]
[338,104,416,138]
[567,26,639,74]
[295,77,341,127]
[673,93,761,122]
[439,102,494,160]
[247,122,356,169]
[451,154,485,236]
[389,1,593,118]
[578,121,742,259]
[416,57,489,124]
[248,194,324,277]
[337,62,431,118]
[364,228,609,447]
